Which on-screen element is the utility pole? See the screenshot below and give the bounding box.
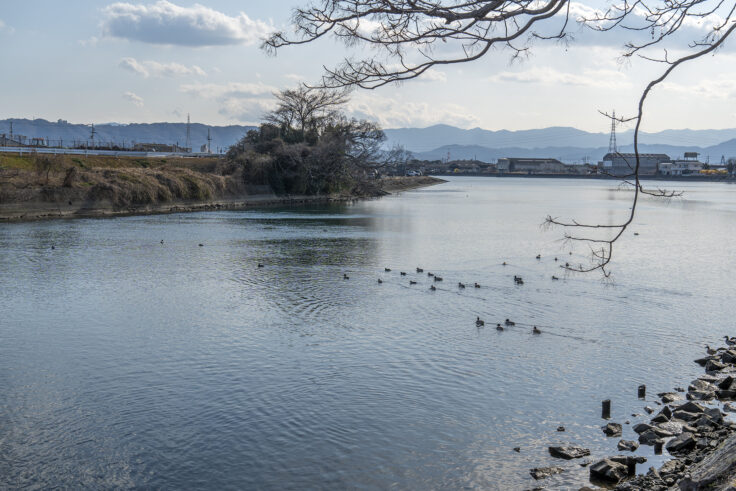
[90,124,96,149]
[207,128,212,154]
[185,114,191,153]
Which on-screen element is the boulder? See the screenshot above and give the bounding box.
[695,356,718,367]
[530,466,564,480]
[656,421,684,436]
[721,350,736,364]
[548,446,591,460]
[687,389,716,401]
[723,402,736,412]
[617,440,640,452]
[589,459,629,483]
[644,406,655,414]
[603,422,623,437]
[651,406,672,423]
[638,429,665,446]
[705,359,727,372]
[678,401,706,413]
[717,389,736,400]
[634,423,653,434]
[690,379,718,393]
[665,432,696,453]
[717,376,735,390]
[658,392,680,404]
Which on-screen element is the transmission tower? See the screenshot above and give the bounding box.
[608,110,617,154]
[207,128,212,154]
[185,114,192,152]
[90,124,96,148]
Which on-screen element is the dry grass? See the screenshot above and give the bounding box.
[0,153,241,209]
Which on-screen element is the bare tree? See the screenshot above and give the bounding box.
[264,0,736,274]
[265,86,350,133]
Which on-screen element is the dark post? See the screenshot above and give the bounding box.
[654,441,663,455]
[602,399,611,419]
[638,385,646,399]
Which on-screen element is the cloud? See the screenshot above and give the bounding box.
[348,94,481,128]
[180,81,275,99]
[488,66,631,90]
[119,57,206,77]
[101,1,271,47]
[661,77,736,100]
[0,18,14,34]
[217,98,276,123]
[123,91,145,106]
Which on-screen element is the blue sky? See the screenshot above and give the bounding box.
[1,1,734,131]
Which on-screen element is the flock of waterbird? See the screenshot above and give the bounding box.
[362,256,572,336]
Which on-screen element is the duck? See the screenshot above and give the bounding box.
[198,243,204,247]
[160,240,164,244]
[400,272,407,276]
[533,326,541,335]
[428,272,434,277]
[474,283,480,288]
[505,319,515,326]
[458,282,465,289]
[430,285,436,291]
[554,257,558,261]
[434,276,443,282]
[706,344,716,355]
[257,263,264,268]
[536,254,541,260]
[725,336,736,346]
[502,261,507,266]
[565,262,570,268]
[416,267,424,273]
[409,280,417,285]
[343,274,350,280]
[551,275,559,280]
[496,323,504,331]
[51,245,55,250]
[385,267,392,272]
[476,317,485,327]
[377,278,383,284]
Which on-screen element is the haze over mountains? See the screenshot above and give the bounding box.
[2,119,735,163]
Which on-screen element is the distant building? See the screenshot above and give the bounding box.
[659,152,703,176]
[601,153,670,176]
[132,142,187,153]
[0,134,25,146]
[497,157,568,173]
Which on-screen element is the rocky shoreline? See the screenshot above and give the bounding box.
[530,340,736,490]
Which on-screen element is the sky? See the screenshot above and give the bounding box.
[1,0,735,132]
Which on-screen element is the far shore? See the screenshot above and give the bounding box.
[432,172,735,182]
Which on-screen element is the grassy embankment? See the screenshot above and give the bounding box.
[0,153,443,220]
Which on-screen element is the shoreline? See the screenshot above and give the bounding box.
[0,176,445,223]
[531,340,736,490]
[431,173,735,182]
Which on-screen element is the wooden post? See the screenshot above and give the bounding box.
[638,385,646,399]
[602,399,611,419]
[654,441,663,455]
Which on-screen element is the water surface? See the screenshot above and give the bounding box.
[2,177,735,489]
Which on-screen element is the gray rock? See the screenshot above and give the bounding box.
[689,379,717,393]
[666,432,696,453]
[723,402,736,412]
[695,356,718,367]
[530,466,564,480]
[548,445,591,460]
[721,350,736,364]
[706,359,727,372]
[617,439,640,452]
[651,406,672,423]
[687,389,716,401]
[590,459,629,483]
[678,401,706,414]
[634,423,653,434]
[656,421,684,436]
[717,389,736,400]
[717,376,735,390]
[644,406,655,414]
[659,392,680,404]
[603,422,623,437]
[638,429,665,445]
[676,432,736,489]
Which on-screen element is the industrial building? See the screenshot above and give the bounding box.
[496,157,568,173]
[601,153,670,176]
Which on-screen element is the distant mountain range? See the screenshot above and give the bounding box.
[2,119,735,163]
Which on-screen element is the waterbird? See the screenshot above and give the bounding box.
[551,275,559,280]
[533,326,541,335]
[377,278,383,284]
[634,232,640,236]
[409,280,417,285]
[554,257,558,261]
[434,276,443,282]
[416,267,424,273]
[430,285,436,291]
[725,336,736,346]
[505,319,515,326]
[428,272,434,277]
[706,345,716,355]
[536,254,541,260]
[385,267,392,272]
[51,245,55,250]
[502,261,507,266]
[476,317,485,327]
[160,240,164,244]
[400,272,407,276]
[343,274,350,280]
[258,263,264,268]
[496,324,504,331]
[474,283,480,288]
[198,243,204,247]
[458,282,465,289]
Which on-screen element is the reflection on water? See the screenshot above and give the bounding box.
[1,177,735,489]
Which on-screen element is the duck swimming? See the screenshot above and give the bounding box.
[476,317,485,327]
[458,282,465,289]
[430,285,436,291]
[533,326,541,335]
[496,323,504,331]
[505,319,515,326]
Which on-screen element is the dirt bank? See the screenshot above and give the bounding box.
[0,154,444,222]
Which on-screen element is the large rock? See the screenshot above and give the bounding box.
[721,350,736,364]
[695,356,718,367]
[634,423,653,434]
[705,359,727,372]
[689,378,718,393]
[548,446,590,460]
[638,429,665,446]
[677,432,736,490]
[665,432,696,453]
[659,392,680,404]
[717,376,735,390]
[617,440,640,452]
[678,401,705,414]
[717,389,736,400]
[590,459,629,483]
[603,422,623,437]
[529,466,564,480]
[656,421,684,436]
[651,406,672,423]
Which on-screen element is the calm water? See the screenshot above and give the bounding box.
[2,176,735,490]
